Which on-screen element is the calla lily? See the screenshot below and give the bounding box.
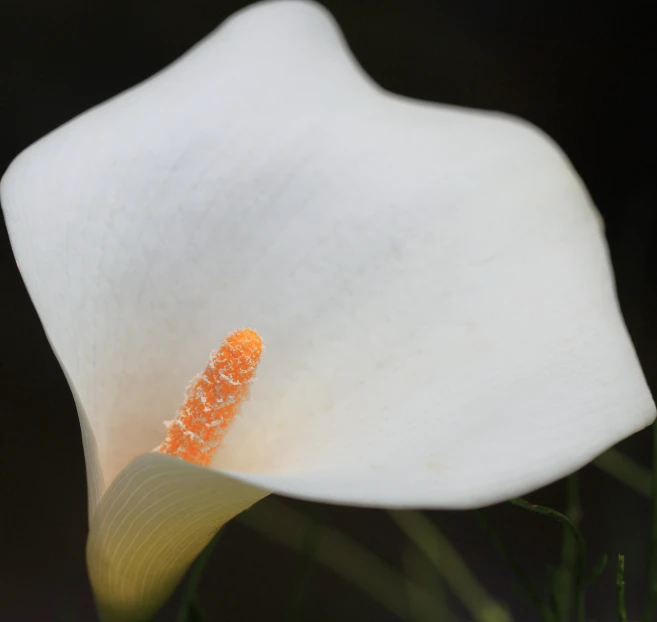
[1,1,654,620]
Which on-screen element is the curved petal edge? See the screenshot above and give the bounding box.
[87,453,268,622]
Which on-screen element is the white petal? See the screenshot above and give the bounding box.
[87,454,267,621]
[1,0,654,516]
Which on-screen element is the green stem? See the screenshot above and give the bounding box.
[389,510,512,622]
[176,527,224,622]
[643,422,657,622]
[510,498,585,622]
[240,498,436,619]
[560,475,583,622]
[617,554,628,622]
[475,511,555,622]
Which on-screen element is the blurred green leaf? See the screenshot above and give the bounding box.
[389,510,512,622]
[594,449,651,498]
[476,511,555,622]
[401,542,456,622]
[284,506,324,622]
[241,498,435,619]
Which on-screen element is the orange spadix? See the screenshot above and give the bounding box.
[154,328,263,466]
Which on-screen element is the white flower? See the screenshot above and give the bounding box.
[1,1,653,620]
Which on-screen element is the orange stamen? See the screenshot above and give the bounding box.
[153,328,263,466]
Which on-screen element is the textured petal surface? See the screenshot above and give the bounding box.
[1,0,654,519]
[87,454,267,621]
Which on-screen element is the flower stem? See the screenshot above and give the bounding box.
[643,421,657,622]
[389,510,512,622]
[561,474,583,622]
[510,497,586,622]
[617,554,628,622]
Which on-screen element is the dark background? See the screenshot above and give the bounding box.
[0,1,655,621]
